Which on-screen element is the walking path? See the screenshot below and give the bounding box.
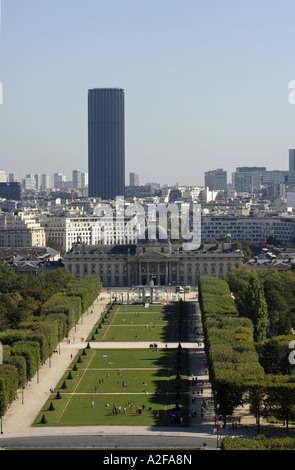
[0,290,258,443]
[0,293,109,437]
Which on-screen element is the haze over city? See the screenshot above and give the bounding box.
[1,1,295,185]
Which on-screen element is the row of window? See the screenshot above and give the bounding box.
[66,262,240,276]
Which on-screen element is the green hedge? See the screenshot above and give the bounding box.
[199,275,295,432]
[199,276,238,317]
[10,341,40,381]
[222,435,295,450]
[0,273,101,418]
[0,365,18,416]
[41,294,81,334]
[199,276,264,426]
[67,276,101,311]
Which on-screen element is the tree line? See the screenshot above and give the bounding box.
[199,273,295,431]
[0,264,101,417]
[227,268,295,338]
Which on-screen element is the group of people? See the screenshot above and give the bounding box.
[110,403,124,415]
[105,401,154,416]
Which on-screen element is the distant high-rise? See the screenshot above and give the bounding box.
[289,149,295,171]
[205,168,227,191]
[232,167,266,193]
[41,173,51,190]
[9,173,18,183]
[129,172,139,186]
[73,169,82,189]
[0,182,21,200]
[88,88,125,199]
[53,173,66,189]
[0,171,7,183]
[81,172,88,188]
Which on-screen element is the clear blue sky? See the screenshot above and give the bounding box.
[1,0,295,186]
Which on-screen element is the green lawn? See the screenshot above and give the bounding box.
[99,325,169,342]
[33,302,190,428]
[33,347,189,427]
[89,348,172,369]
[88,303,189,343]
[35,393,189,427]
[110,311,171,325]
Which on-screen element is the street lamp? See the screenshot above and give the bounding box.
[49,335,51,367]
[21,365,24,404]
[0,390,3,434]
[36,350,39,383]
[214,390,220,448]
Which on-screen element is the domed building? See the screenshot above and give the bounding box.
[137,223,169,244]
[63,221,244,288]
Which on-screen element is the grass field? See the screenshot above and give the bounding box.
[33,302,190,427]
[34,346,190,427]
[38,393,188,427]
[87,302,189,343]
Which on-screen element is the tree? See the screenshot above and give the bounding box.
[44,268,75,295]
[258,270,295,336]
[252,282,269,342]
[266,236,282,247]
[264,378,295,432]
[213,372,244,428]
[247,380,266,432]
[0,264,18,293]
[234,272,269,342]
[0,307,11,332]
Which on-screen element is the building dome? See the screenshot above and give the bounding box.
[138,223,169,244]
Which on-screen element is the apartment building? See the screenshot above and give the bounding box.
[0,211,46,248]
[41,214,145,252]
[201,216,295,245]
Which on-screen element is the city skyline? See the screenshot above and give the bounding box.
[1,2,295,186]
[2,156,295,191]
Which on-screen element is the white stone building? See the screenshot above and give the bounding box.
[0,211,46,248]
[41,214,145,252]
[201,215,295,246]
[63,227,243,288]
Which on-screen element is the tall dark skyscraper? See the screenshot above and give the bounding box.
[88,88,125,199]
[289,149,295,171]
